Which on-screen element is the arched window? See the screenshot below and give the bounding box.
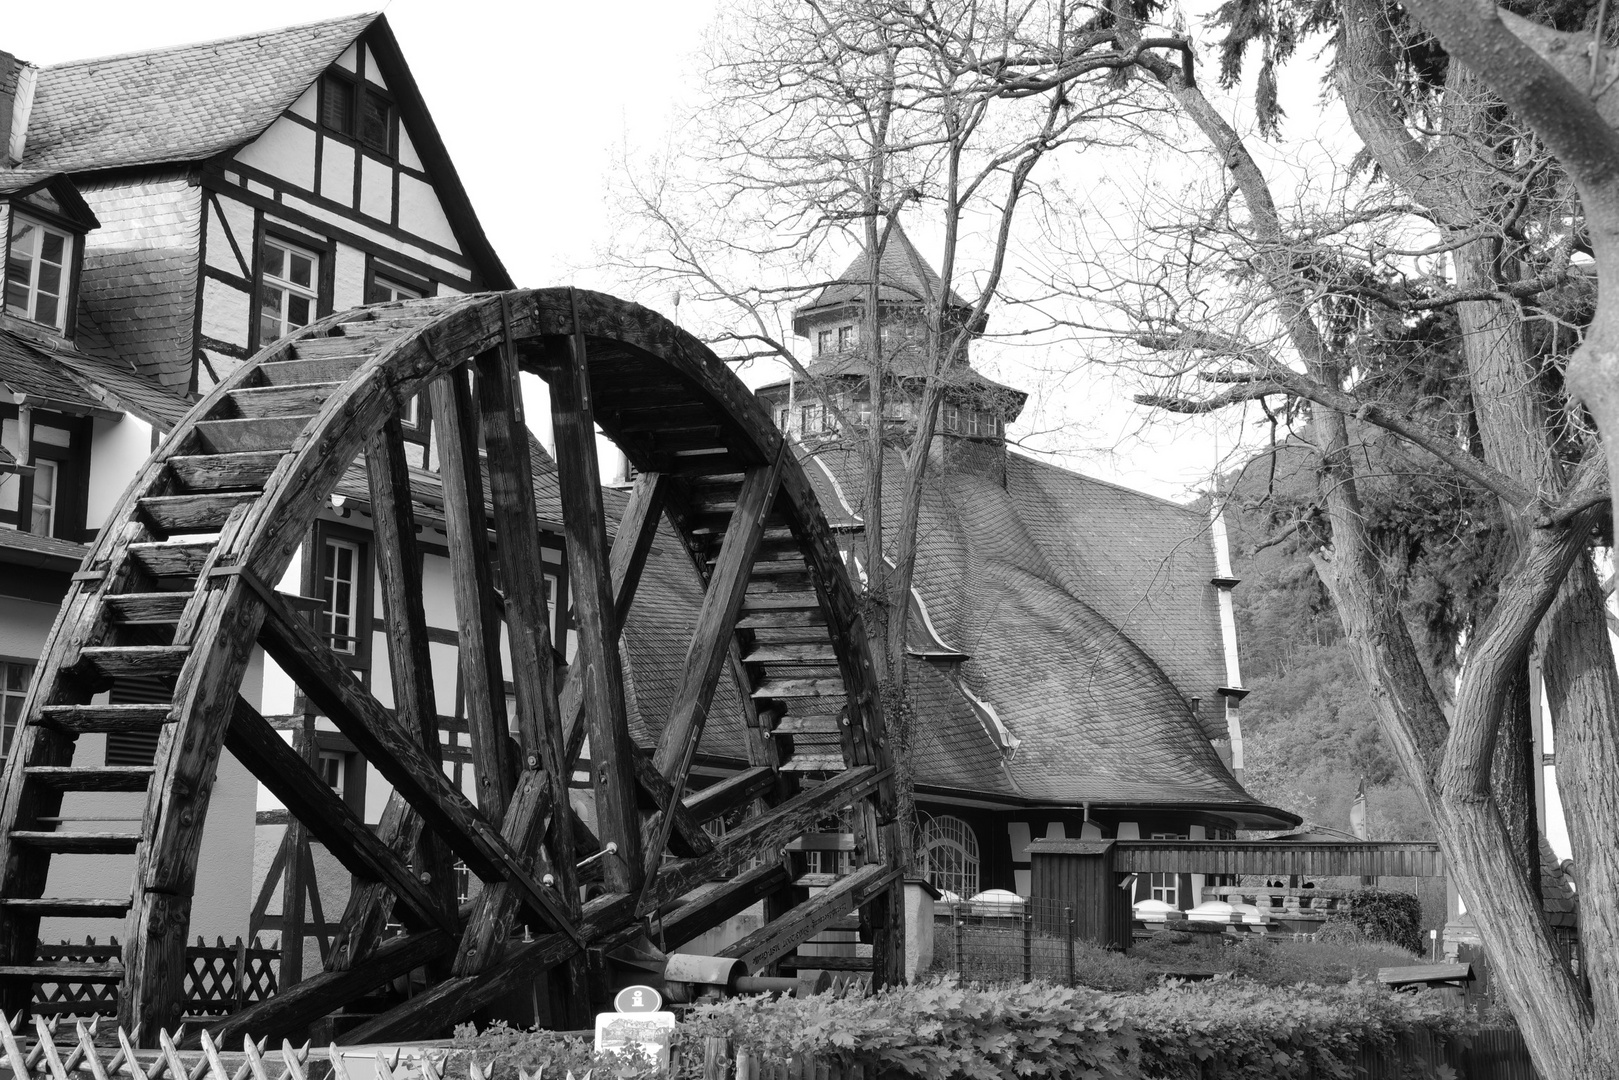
[921,815,980,899]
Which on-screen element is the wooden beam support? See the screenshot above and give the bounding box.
[719,863,900,971]
[546,312,643,893]
[224,697,454,935]
[560,470,668,772]
[330,417,454,972]
[451,769,555,975]
[639,766,888,915]
[654,860,791,950]
[682,766,777,827]
[633,755,714,859]
[278,713,315,986]
[474,328,578,905]
[429,366,513,818]
[199,928,458,1048]
[338,892,638,1044]
[643,454,784,879]
[252,580,581,946]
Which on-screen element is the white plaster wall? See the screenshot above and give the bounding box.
[202,278,252,349]
[360,156,392,223]
[86,414,151,531]
[321,142,356,208]
[235,118,317,192]
[396,175,459,252]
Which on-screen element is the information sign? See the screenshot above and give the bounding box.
[596,985,675,1070]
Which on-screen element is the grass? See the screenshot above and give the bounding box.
[929,925,1421,992]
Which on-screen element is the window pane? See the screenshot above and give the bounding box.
[32,295,58,329]
[263,244,284,281]
[40,232,64,264]
[360,92,391,152]
[5,663,26,692]
[37,263,61,296]
[4,279,29,317]
[290,253,313,289]
[287,294,311,327]
[364,280,390,305]
[321,76,354,132]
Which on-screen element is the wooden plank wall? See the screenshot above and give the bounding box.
[1111,841,1444,878]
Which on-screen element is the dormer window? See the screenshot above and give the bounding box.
[320,72,396,157]
[4,214,73,331]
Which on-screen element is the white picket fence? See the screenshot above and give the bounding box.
[0,1014,483,1080]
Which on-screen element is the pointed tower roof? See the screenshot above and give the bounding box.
[793,222,982,336]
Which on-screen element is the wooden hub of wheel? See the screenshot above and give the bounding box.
[0,289,901,1044]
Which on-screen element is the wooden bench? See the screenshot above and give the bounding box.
[1378,963,1474,991]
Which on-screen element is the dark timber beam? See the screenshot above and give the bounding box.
[545,308,643,893]
[719,863,900,971]
[560,470,667,775]
[429,365,513,818]
[640,766,888,914]
[330,417,455,971]
[224,697,454,935]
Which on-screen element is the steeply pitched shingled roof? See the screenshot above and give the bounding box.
[796,223,974,324]
[798,442,1290,823]
[19,14,378,174]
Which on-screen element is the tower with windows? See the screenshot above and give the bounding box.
[755,223,1027,485]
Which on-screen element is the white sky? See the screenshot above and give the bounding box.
[1,0,1350,502]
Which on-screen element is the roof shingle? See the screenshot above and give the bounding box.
[18,14,377,175]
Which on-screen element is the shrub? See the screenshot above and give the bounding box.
[448,1022,678,1080]
[1336,888,1425,953]
[674,974,1471,1080]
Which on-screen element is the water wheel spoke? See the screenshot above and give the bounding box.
[560,470,668,772]
[328,416,454,971]
[547,329,644,893]
[222,698,452,934]
[429,366,513,819]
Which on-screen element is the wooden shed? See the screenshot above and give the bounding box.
[1028,838,1132,950]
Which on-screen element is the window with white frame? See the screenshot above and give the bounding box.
[1150,832,1183,906]
[837,324,856,351]
[318,536,363,655]
[5,215,72,331]
[259,238,320,345]
[800,403,822,436]
[942,404,958,431]
[365,268,424,305]
[967,410,981,436]
[0,660,33,756]
[921,814,980,899]
[816,329,833,355]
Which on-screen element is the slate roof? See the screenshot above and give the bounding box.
[0,322,190,427]
[798,441,1289,824]
[798,223,974,319]
[18,14,378,174]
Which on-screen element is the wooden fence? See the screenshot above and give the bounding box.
[30,938,278,1018]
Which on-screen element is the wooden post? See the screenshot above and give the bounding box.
[1022,906,1033,983]
[545,309,643,893]
[280,714,316,986]
[954,902,964,974]
[1065,907,1076,987]
[234,936,248,1013]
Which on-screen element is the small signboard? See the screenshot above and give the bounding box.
[596,985,675,1070]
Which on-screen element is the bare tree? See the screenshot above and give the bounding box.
[605,0,1168,864]
[999,0,1618,1070]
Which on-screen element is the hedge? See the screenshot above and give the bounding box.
[1336,888,1425,953]
[453,974,1476,1080]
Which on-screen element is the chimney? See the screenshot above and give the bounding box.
[0,51,38,168]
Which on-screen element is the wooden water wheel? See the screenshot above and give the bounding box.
[0,289,901,1044]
